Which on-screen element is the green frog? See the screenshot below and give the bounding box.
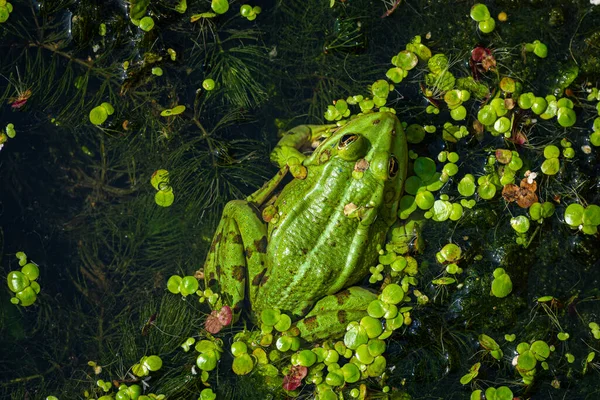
[203,112,407,340]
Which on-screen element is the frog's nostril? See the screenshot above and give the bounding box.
[388,155,399,177]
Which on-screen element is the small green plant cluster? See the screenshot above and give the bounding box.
[6,252,41,307]
[0,0,13,23]
[240,4,261,21]
[150,169,175,207]
[587,87,600,146]
[89,103,115,126]
[490,268,512,298]
[563,202,600,234]
[470,3,495,34]
[399,156,464,222]
[522,40,548,59]
[192,339,224,383]
[0,123,16,151]
[432,243,463,286]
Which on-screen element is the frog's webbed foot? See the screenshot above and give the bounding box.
[270,124,336,179]
[294,286,377,342]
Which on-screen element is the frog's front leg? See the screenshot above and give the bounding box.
[270,124,336,178]
[294,286,378,341]
[203,200,268,320]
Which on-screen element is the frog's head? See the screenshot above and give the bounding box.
[305,112,407,225]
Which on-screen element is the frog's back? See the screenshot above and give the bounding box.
[252,113,406,316]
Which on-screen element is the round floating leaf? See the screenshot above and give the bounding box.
[541,158,559,175]
[89,105,108,125]
[296,349,317,367]
[415,190,435,210]
[325,370,345,387]
[151,169,169,190]
[494,117,511,133]
[180,276,199,296]
[380,284,405,305]
[232,353,254,375]
[139,16,155,32]
[100,102,114,115]
[7,271,30,293]
[394,51,418,70]
[450,105,467,121]
[151,67,163,76]
[517,350,537,371]
[0,6,9,23]
[458,174,476,196]
[533,41,548,58]
[477,105,496,125]
[21,263,40,281]
[414,157,436,181]
[166,275,182,294]
[386,67,405,84]
[564,203,584,227]
[530,340,550,361]
[491,271,513,298]
[518,92,535,109]
[510,215,530,233]
[367,339,386,357]
[341,363,361,383]
[583,205,600,226]
[155,189,174,207]
[199,389,217,400]
[196,350,218,371]
[274,313,292,332]
[367,299,387,318]
[16,286,37,306]
[544,145,560,159]
[440,243,460,262]
[143,355,163,371]
[478,180,496,200]
[556,106,576,127]
[470,3,490,22]
[355,344,374,365]
[371,80,390,99]
[406,124,426,144]
[360,316,383,338]
[479,18,495,34]
[261,308,281,326]
[531,97,548,115]
[211,0,229,14]
[203,79,216,91]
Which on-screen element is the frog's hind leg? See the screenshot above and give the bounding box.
[203,200,268,317]
[294,286,378,342]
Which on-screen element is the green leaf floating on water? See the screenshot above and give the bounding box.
[211,0,229,14]
[160,105,186,116]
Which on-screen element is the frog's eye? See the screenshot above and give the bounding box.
[388,155,400,178]
[339,134,358,148]
[337,134,367,160]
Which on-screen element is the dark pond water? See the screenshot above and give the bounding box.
[1,0,600,399]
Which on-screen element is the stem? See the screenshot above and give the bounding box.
[29,42,113,79]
